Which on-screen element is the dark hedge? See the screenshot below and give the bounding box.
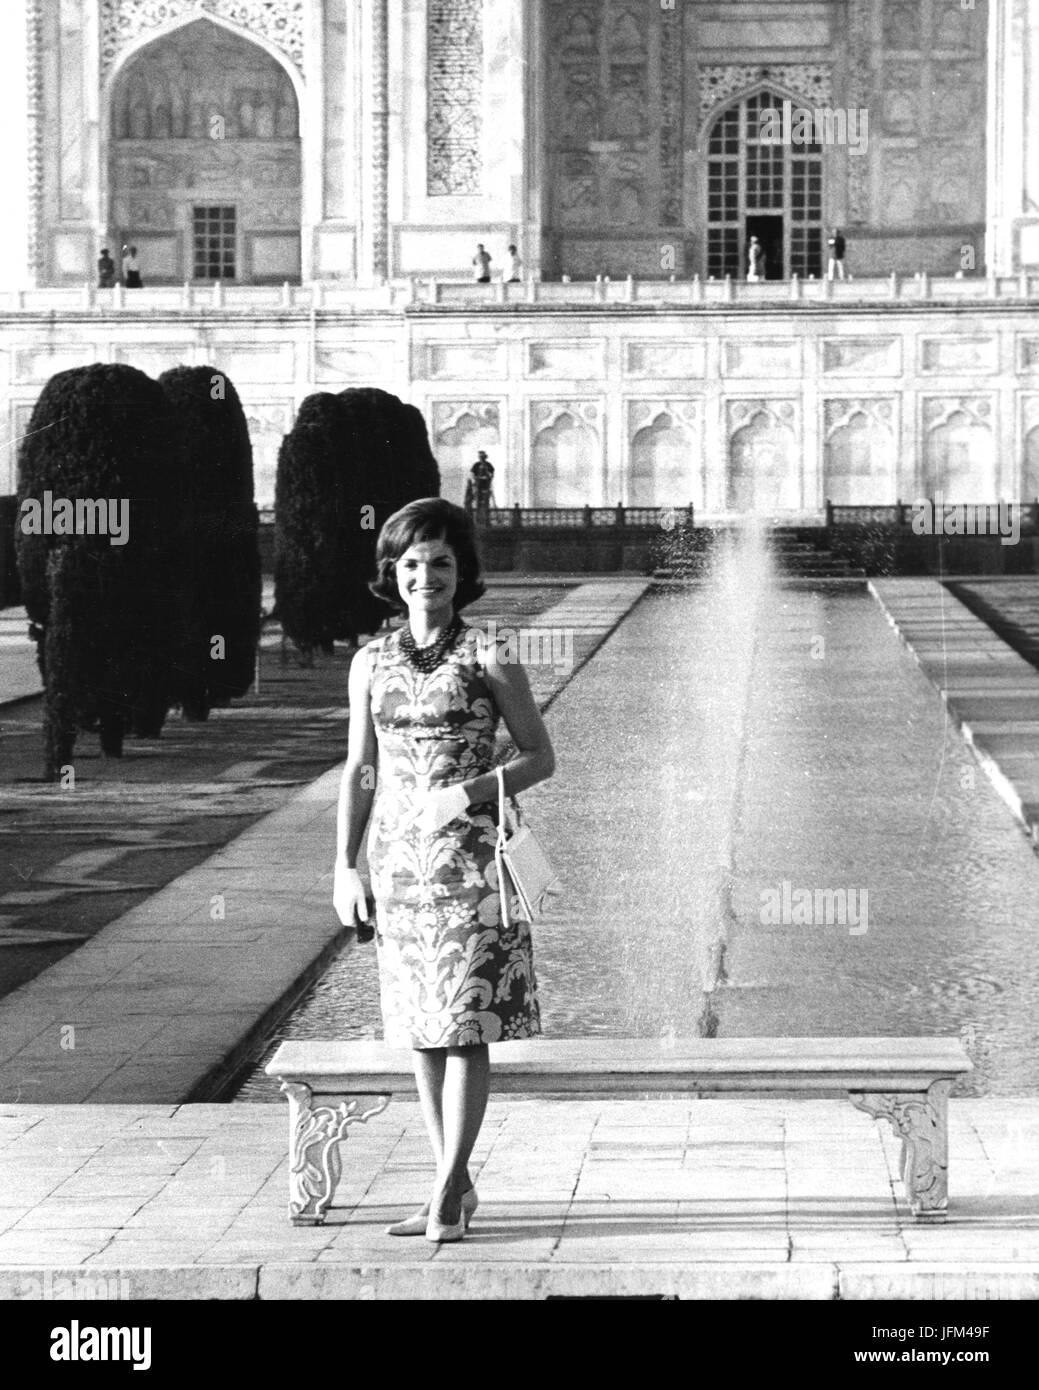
[274,388,441,653]
[158,365,261,716]
[15,363,180,777]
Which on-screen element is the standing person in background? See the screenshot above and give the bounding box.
[827,227,846,280]
[505,244,522,283]
[747,235,765,282]
[122,244,143,288]
[472,243,492,283]
[97,248,115,289]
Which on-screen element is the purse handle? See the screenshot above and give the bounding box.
[495,765,512,931]
[495,764,509,855]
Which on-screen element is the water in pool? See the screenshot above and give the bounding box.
[235,526,1039,1099]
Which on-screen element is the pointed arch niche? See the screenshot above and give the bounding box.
[104,17,303,284]
[702,86,825,281]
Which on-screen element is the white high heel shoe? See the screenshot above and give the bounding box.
[425,1185,479,1243]
[386,1185,477,1238]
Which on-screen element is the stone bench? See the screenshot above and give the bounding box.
[265,1036,972,1226]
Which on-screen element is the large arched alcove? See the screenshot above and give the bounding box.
[704,88,824,282]
[108,18,301,284]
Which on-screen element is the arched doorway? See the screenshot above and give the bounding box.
[705,90,823,281]
[108,18,301,285]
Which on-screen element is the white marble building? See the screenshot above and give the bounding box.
[2,1,1039,510]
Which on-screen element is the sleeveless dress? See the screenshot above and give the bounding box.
[366,622,542,1049]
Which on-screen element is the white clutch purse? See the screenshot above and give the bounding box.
[494,765,560,929]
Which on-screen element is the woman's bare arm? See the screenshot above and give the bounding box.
[462,635,555,804]
[337,645,379,868]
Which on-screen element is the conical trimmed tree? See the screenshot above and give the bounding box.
[158,365,261,717]
[274,389,441,657]
[15,363,180,778]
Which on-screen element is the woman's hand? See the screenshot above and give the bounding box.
[333,863,370,927]
[412,783,470,837]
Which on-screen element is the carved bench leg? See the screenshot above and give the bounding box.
[282,1082,392,1226]
[851,1081,952,1221]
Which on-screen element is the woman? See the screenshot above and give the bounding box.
[333,498,555,1242]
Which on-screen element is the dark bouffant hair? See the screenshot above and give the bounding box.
[368,497,486,614]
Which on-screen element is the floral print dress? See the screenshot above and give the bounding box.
[366,622,542,1049]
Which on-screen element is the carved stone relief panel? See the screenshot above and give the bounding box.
[530,400,603,507]
[14,346,101,383]
[315,344,396,383]
[882,67,920,135]
[431,401,503,506]
[1017,339,1039,374]
[883,0,922,51]
[422,343,507,380]
[627,400,702,508]
[920,339,998,375]
[822,338,902,376]
[921,396,996,498]
[1022,396,1039,498]
[722,341,802,378]
[111,21,298,142]
[823,398,897,505]
[112,343,197,374]
[209,343,295,382]
[527,342,606,378]
[99,0,305,78]
[625,341,707,378]
[725,400,800,512]
[881,150,921,225]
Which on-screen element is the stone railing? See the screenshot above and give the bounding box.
[2,272,1038,315]
[827,500,1039,530]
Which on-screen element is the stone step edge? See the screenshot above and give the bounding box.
[869,579,1039,851]
[2,1260,1037,1301]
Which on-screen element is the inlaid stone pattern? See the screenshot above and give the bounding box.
[427,0,483,196]
[658,0,683,226]
[697,64,833,129]
[99,0,306,77]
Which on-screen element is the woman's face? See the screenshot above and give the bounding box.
[396,537,459,625]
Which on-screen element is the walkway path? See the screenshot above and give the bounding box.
[0,1096,1035,1299]
[872,579,1039,848]
[0,607,41,705]
[0,580,650,1105]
